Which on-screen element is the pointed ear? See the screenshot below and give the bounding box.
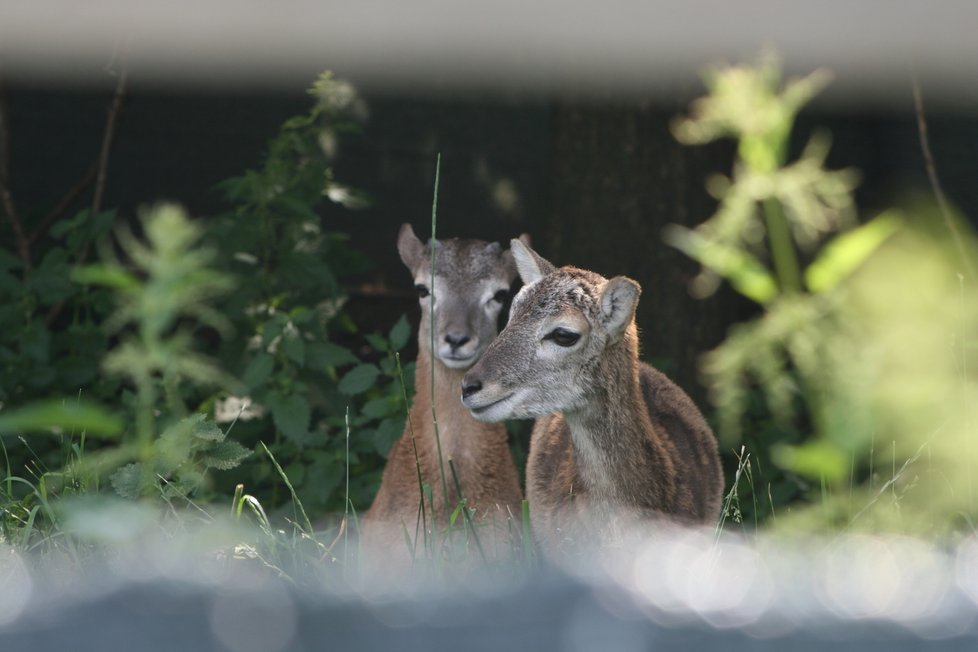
[397,223,425,270]
[600,276,641,335]
[510,237,555,285]
[499,234,532,284]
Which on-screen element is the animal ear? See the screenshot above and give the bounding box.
[510,237,555,285]
[599,276,641,335]
[499,234,531,283]
[397,223,425,270]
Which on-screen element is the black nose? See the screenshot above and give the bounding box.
[445,333,471,349]
[461,379,482,399]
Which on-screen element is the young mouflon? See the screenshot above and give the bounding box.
[461,240,722,555]
[361,224,525,559]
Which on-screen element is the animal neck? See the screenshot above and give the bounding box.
[563,326,669,502]
[411,340,498,464]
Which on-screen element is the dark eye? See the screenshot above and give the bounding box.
[415,284,430,298]
[492,289,509,303]
[544,327,580,347]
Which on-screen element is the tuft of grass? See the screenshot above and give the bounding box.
[716,445,752,541]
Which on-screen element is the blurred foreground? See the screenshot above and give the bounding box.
[3,505,978,650]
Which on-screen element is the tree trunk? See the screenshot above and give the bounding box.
[546,100,750,407]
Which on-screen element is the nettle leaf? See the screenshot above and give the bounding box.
[361,397,393,420]
[110,463,153,499]
[201,440,253,470]
[373,417,404,456]
[282,334,306,366]
[188,413,225,441]
[338,363,380,395]
[156,423,194,474]
[267,392,311,442]
[365,333,388,353]
[306,342,357,370]
[388,314,411,352]
[243,353,275,389]
[260,314,288,348]
[305,457,344,503]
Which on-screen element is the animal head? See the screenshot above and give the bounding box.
[398,223,527,370]
[461,238,641,421]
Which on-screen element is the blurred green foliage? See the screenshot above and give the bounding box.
[0,73,414,551]
[670,54,978,536]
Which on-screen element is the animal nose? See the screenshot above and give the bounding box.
[445,333,471,349]
[461,378,482,399]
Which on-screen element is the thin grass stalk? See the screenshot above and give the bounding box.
[344,406,351,562]
[428,153,451,522]
[715,445,750,542]
[448,458,487,564]
[231,483,245,519]
[259,441,313,535]
[396,352,430,558]
[521,500,534,566]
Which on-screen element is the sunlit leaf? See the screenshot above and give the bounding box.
[664,225,777,304]
[805,212,901,293]
[771,440,848,485]
[71,264,140,293]
[0,400,123,438]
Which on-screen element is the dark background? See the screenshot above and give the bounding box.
[5,73,976,402]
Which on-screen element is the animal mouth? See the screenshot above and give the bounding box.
[465,393,514,416]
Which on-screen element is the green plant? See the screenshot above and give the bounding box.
[204,72,412,516]
[1,204,252,548]
[669,54,978,535]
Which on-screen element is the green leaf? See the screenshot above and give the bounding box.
[71,264,141,293]
[0,400,123,438]
[157,422,194,473]
[201,440,253,470]
[0,248,22,271]
[805,212,901,293]
[771,440,848,485]
[242,353,275,389]
[365,333,388,352]
[51,209,89,238]
[338,363,380,395]
[664,225,778,304]
[267,392,311,443]
[373,417,404,456]
[282,334,306,366]
[187,413,224,441]
[306,342,357,369]
[388,314,411,352]
[110,463,153,499]
[21,326,51,364]
[361,397,392,420]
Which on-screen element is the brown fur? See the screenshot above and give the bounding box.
[360,225,524,565]
[526,326,723,554]
[462,243,723,556]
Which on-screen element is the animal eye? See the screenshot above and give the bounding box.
[492,289,509,303]
[544,327,580,347]
[415,284,430,298]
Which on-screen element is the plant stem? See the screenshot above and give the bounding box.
[761,197,802,294]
